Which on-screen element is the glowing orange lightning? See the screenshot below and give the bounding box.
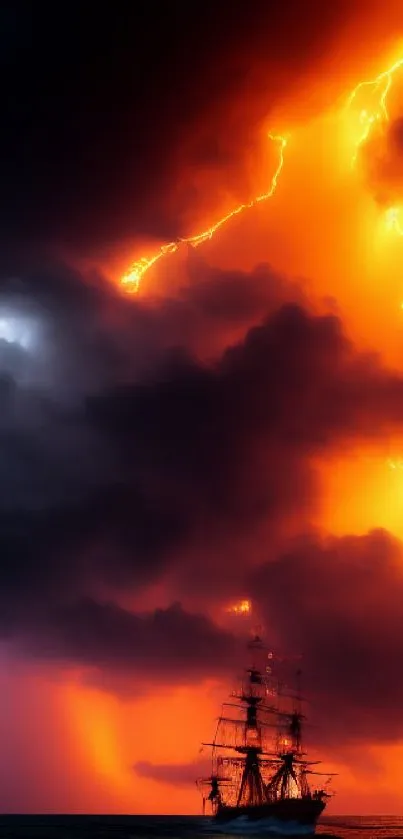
[119,55,403,294]
[347,56,403,234]
[120,134,287,293]
[346,57,403,164]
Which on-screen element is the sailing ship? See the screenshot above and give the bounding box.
[197,634,334,835]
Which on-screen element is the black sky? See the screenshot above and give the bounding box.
[0,0,356,255]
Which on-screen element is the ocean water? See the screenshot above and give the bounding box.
[0,816,400,839]
[319,817,403,839]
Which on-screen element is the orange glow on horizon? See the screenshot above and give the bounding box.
[60,677,225,815]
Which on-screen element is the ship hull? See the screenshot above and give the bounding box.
[212,796,326,835]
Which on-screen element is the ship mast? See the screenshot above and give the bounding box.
[198,633,278,810]
[197,635,334,814]
[234,633,275,806]
[267,667,319,801]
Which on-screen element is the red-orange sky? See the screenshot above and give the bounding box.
[5,0,403,817]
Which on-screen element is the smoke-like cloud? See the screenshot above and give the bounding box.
[2,256,403,703]
[134,759,211,786]
[250,528,403,744]
[14,601,241,688]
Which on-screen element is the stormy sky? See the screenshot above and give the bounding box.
[3,0,403,816]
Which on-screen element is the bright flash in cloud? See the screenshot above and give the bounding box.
[385,207,403,235]
[226,599,252,615]
[387,458,403,470]
[0,314,36,350]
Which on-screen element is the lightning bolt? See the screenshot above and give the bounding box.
[346,58,403,163]
[120,134,287,293]
[346,57,403,230]
[119,54,403,294]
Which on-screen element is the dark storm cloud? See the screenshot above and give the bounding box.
[4,256,403,688]
[0,254,309,405]
[87,302,403,530]
[0,259,307,610]
[15,601,240,686]
[123,259,308,377]
[0,0,362,252]
[250,529,403,743]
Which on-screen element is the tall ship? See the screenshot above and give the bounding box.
[197,634,334,835]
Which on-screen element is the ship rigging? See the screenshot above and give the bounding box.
[197,634,335,834]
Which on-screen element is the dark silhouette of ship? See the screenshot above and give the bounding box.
[197,634,334,835]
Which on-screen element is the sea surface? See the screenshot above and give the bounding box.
[0,816,400,839]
